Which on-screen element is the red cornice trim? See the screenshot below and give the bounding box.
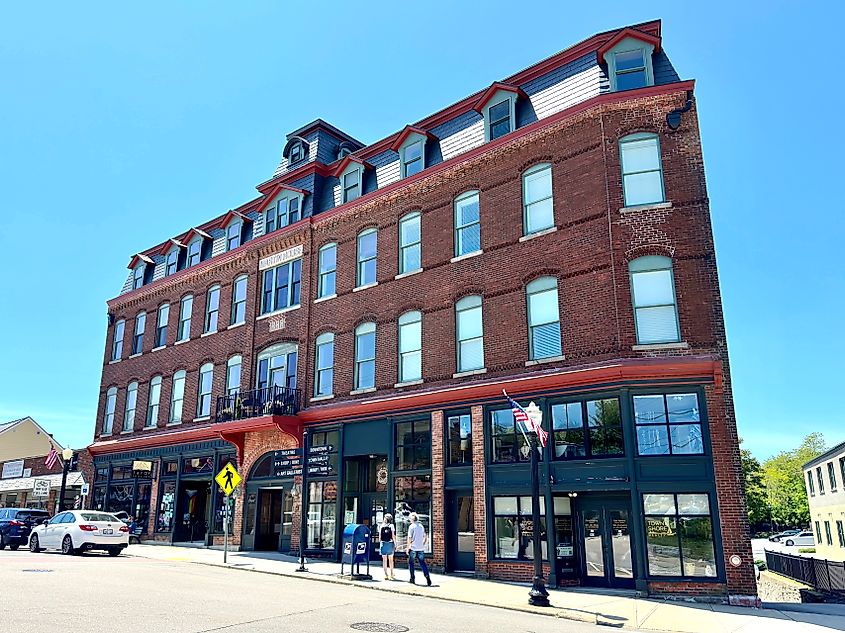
[597,27,661,62]
[471,83,527,113]
[255,161,332,193]
[176,228,212,245]
[254,183,308,214]
[127,253,154,270]
[155,238,184,257]
[312,80,694,228]
[388,125,436,153]
[331,154,369,178]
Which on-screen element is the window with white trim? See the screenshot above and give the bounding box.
[177,295,193,342]
[257,343,297,391]
[123,381,138,432]
[356,229,377,287]
[398,213,421,274]
[165,249,180,276]
[111,319,125,361]
[629,256,679,345]
[614,49,647,90]
[266,196,302,233]
[170,370,186,423]
[398,311,422,383]
[205,285,220,333]
[454,191,480,257]
[620,133,664,207]
[230,276,247,325]
[523,164,554,234]
[187,239,202,267]
[342,168,361,203]
[354,322,376,390]
[487,99,512,140]
[155,303,169,347]
[132,265,146,289]
[526,277,562,359]
[402,139,424,177]
[226,356,241,396]
[146,376,161,428]
[314,332,334,396]
[226,221,242,251]
[197,363,213,417]
[318,243,336,298]
[103,387,117,434]
[260,259,302,314]
[132,312,145,355]
[456,295,484,372]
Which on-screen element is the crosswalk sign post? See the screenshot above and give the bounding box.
[215,463,241,563]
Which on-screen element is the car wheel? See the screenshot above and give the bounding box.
[29,535,41,553]
[62,535,75,555]
[9,544,19,551]
[0,533,6,550]
[785,539,794,546]
[108,547,122,557]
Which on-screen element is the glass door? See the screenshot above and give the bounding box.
[578,498,634,588]
[447,491,475,571]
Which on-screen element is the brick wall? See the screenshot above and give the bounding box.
[430,410,446,568]
[470,405,488,578]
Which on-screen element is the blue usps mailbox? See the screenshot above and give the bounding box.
[340,524,371,579]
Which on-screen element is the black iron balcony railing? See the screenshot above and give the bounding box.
[215,385,301,423]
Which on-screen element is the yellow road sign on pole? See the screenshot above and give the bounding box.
[215,463,241,495]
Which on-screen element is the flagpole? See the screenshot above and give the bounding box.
[528,431,550,607]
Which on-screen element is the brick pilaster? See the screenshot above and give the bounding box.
[471,405,488,577]
[431,410,445,568]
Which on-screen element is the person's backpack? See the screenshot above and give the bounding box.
[380,524,393,542]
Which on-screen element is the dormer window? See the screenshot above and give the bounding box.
[226,222,241,251]
[473,83,523,143]
[342,168,361,203]
[266,195,302,233]
[614,49,647,90]
[488,100,512,140]
[403,140,423,176]
[166,249,180,276]
[133,265,144,289]
[391,126,434,179]
[599,29,660,93]
[187,240,202,266]
[289,141,304,163]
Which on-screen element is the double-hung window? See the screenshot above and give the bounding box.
[614,49,648,90]
[523,164,554,235]
[261,259,302,314]
[808,471,816,496]
[342,168,361,203]
[166,249,179,276]
[454,191,480,257]
[818,467,825,495]
[123,381,138,432]
[402,140,423,177]
[314,333,334,397]
[187,240,201,267]
[829,462,838,492]
[146,376,161,428]
[155,304,169,347]
[111,319,125,361]
[132,312,145,355]
[488,99,512,140]
[230,276,247,324]
[318,244,336,298]
[354,322,376,391]
[398,213,421,274]
[170,370,186,423]
[526,277,562,359]
[643,493,716,578]
[398,311,422,383]
[133,265,145,289]
[356,229,377,287]
[205,285,220,333]
[455,295,484,372]
[633,393,703,455]
[620,133,664,207]
[226,356,241,396]
[226,222,241,251]
[266,197,301,233]
[177,295,193,342]
[629,256,679,345]
[197,363,213,417]
[103,387,117,434]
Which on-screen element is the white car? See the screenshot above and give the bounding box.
[29,510,129,556]
[783,531,815,547]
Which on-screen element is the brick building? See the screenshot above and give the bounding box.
[86,20,756,602]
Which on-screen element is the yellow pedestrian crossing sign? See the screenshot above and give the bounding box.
[215,463,241,495]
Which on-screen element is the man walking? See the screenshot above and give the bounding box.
[405,512,431,586]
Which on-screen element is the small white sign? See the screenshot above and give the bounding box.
[259,244,303,271]
[81,483,90,496]
[268,315,286,332]
[1,460,24,479]
[32,479,51,498]
[22,468,32,477]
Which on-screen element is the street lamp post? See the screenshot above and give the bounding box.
[524,402,550,607]
[296,427,309,572]
[58,448,74,512]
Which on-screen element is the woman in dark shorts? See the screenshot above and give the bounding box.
[379,513,397,580]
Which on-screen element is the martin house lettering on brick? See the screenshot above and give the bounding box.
[87,20,757,603]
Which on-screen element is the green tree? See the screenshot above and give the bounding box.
[760,433,826,530]
[740,441,768,532]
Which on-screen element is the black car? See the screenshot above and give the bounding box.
[0,508,51,550]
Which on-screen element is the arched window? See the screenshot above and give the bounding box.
[132,311,146,355]
[314,333,335,397]
[455,296,484,372]
[197,363,214,417]
[318,243,337,298]
[103,387,117,435]
[398,311,422,383]
[111,319,125,361]
[522,163,554,235]
[123,381,138,432]
[146,376,162,428]
[257,343,298,391]
[155,303,169,347]
[170,370,186,423]
[526,277,562,360]
[454,191,480,257]
[398,212,421,275]
[354,322,376,390]
[205,285,220,333]
[356,228,377,287]
[177,295,193,342]
[620,133,664,207]
[230,275,247,325]
[226,356,242,396]
[629,256,679,344]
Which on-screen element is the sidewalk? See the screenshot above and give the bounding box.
[128,544,845,632]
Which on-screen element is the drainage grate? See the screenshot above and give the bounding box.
[22,569,53,573]
[350,624,409,633]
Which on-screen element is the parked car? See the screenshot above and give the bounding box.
[769,529,801,542]
[0,508,51,550]
[784,531,815,547]
[29,510,129,556]
[109,511,142,544]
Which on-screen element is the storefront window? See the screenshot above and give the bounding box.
[310,430,339,476]
[307,481,337,549]
[108,483,134,516]
[213,492,235,533]
[492,496,547,560]
[395,420,431,470]
[182,455,214,475]
[643,493,716,577]
[135,483,151,533]
[394,475,432,552]
[551,398,624,459]
[634,393,704,456]
[95,466,109,481]
[244,493,257,537]
[156,482,176,532]
[553,496,575,575]
[111,464,133,480]
[162,460,178,476]
[586,398,623,456]
[552,402,586,459]
[447,414,472,466]
[92,486,106,511]
[490,408,529,463]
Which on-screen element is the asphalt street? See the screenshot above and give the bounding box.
[0,549,611,633]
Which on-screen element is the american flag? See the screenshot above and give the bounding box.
[45,448,58,469]
[503,390,548,448]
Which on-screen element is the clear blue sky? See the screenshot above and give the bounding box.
[1,2,841,459]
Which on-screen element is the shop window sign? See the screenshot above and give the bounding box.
[182,456,213,474]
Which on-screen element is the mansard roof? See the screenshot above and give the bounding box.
[389,125,436,153]
[597,26,662,62]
